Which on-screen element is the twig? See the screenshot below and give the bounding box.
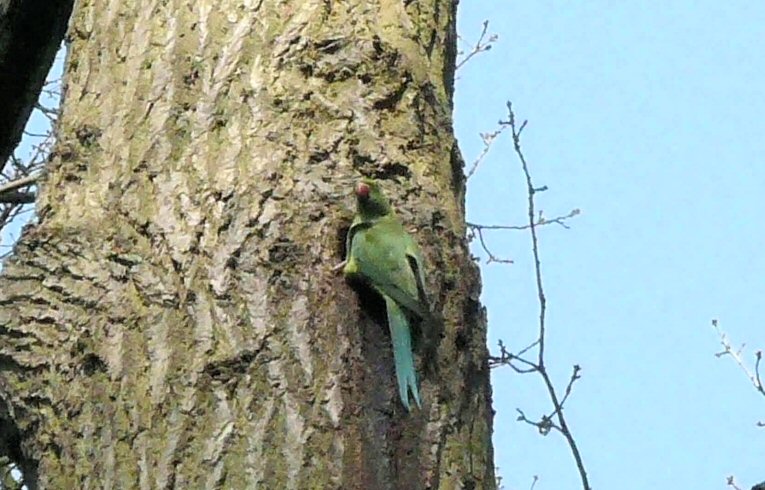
[0,204,13,226]
[34,102,59,123]
[0,173,39,196]
[468,225,514,264]
[554,365,582,416]
[0,204,34,259]
[488,102,591,490]
[22,131,48,138]
[529,475,539,490]
[712,319,765,398]
[726,476,742,490]
[0,173,40,197]
[466,126,509,179]
[465,113,580,264]
[516,408,557,435]
[711,319,765,427]
[468,209,581,232]
[488,339,538,373]
[467,208,581,262]
[456,20,499,71]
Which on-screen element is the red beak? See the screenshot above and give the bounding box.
[356,182,370,199]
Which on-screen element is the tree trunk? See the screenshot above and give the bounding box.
[0,1,495,488]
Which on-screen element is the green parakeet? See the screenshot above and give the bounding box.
[341,179,433,411]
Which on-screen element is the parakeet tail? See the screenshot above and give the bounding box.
[384,295,422,411]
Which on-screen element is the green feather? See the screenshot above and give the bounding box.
[385,295,421,410]
[343,179,432,411]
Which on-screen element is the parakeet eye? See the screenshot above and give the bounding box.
[356,182,370,198]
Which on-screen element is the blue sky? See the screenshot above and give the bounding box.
[456,2,765,489]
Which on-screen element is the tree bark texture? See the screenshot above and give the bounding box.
[0,1,495,488]
[0,0,74,167]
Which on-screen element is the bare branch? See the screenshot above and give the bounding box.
[467,225,514,264]
[516,408,559,436]
[488,339,538,373]
[711,319,765,428]
[467,208,581,263]
[466,126,509,179]
[22,131,49,138]
[726,476,743,490]
[554,365,583,416]
[0,173,39,196]
[0,205,34,259]
[34,102,59,123]
[465,109,580,265]
[468,209,581,232]
[487,102,591,490]
[456,20,499,71]
[712,319,765,398]
[0,190,36,204]
[529,475,539,490]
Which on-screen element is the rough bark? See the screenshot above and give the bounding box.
[0,1,495,488]
[0,0,74,168]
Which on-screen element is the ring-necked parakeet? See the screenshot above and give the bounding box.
[340,179,433,411]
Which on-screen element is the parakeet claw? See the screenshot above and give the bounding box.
[331,260,347,272]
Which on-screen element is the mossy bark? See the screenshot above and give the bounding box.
[0,1,495,488]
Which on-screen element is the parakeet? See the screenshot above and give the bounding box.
[341,178,433,411]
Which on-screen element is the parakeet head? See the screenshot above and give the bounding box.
[355,179,391,218]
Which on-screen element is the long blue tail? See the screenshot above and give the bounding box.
[384,295,422,411]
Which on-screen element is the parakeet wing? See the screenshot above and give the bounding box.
[349,215,431,321]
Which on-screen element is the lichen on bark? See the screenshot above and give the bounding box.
[0,1,495,488]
